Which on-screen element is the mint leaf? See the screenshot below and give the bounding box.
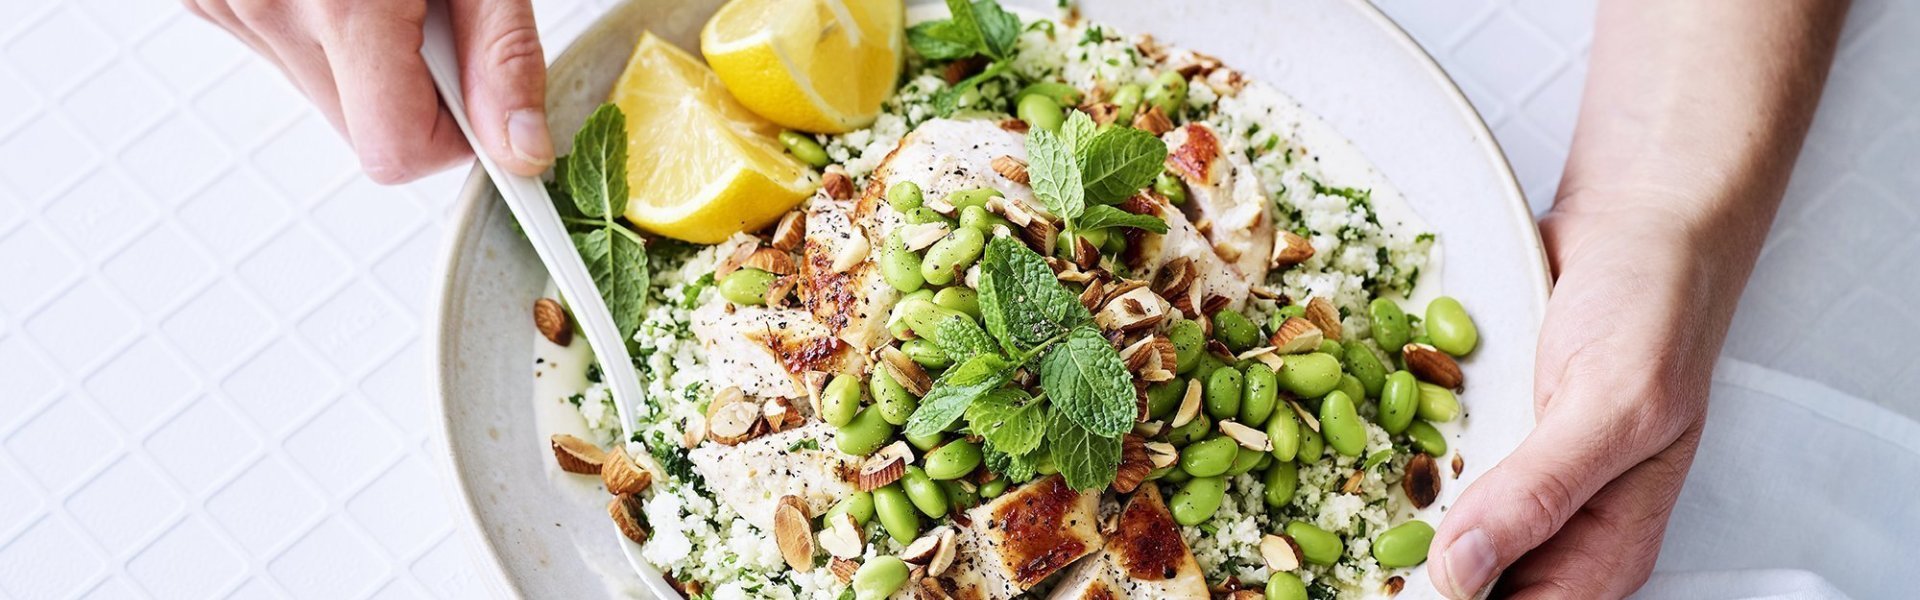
[1025,128,1083,222]
[907,20,976,60]
[1076,205,1169,233]
[1048,413,1121,490]
[966,389,1047,455]
[573,226,650,340]
[933,60,1010,117]
[1061,110,1096,157]
[985,446,1041,483]
[1039,326,1136,437]
[566,104,629,219]
[933,316,998,364]
[977,237,1092,352]
[904,352,1020,438]
[946,0,1021,61]
[1079,127,1167,205]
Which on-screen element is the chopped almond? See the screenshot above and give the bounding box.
[1261,534,1303,572]
[742,247,795,275]
[1404,452,1441,508]
[1219,420,1273,452]
[1112,434,1152,493]
[550,433,605,475]
[1171,379,1204,428]
[857,441,914,491]
[706,388,764,445]
[1269,317,1324,354]
[533,298,572,346]
[1403,343,1464,389]
[822,170,855,200]
[1304,296,1342,340]
[601,448,652,495]
[1270,230,1314,269]
[879,346,933,396]
[819,513,865,558]
[773,495,815,571]
[609,493,649,544]
[771,210,806,251]
[830,233,870,273]
[991,155,1030,185]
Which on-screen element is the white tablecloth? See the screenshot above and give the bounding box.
[1,0,1913,598]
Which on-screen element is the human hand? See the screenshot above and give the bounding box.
[184,0,553,183]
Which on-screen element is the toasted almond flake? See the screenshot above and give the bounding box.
[550,433,605,475]
[601,448,652,495]
[900,532,942,565]
[831,233,870,273]
[1142,368,1175,382]
[1341,470,1366,495]
[1095,286,1171,332]
[857,441,914,491]
[1404,452,1441,508]
[706,388,763,445]
[1288,399,1321,432]
[1235,346,1277,361]
[820,513,865,558]
[680,415,706,449]
[822,170,854,200]
[1403,343,1464,389]
[991,155,1030,185]
[764,275,798,308]
[1254,352,1287,371]
[1219,420,1273,451]
[533,298,572,346]
[609,493,649,544]
[774,495,815,571]
[762,397,802,433]
[1145,441,1179,469]
[879,346,933,396]
[1171,379,1204,428]
[771,211,806,251]
[1132,105,1174,136]
[1133,421,1166,437]
[1270,317,1324,354]
[1452,452,1465,478]
[1385,576,1406,596]
[1260,534,1303,572]
[1304,296,1343,340]
[1270,231,1315,268]
[716,242,757,279]
[742,247,795,275]
[899,222,952,251]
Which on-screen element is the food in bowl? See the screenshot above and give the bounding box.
[534,1,1482,598]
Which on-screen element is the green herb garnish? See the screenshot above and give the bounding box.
[554,104,651,344]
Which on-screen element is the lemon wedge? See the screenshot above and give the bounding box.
[701,0,904,133]
[610,33,817,244]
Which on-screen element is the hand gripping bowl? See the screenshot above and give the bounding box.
[431,0,1549,597]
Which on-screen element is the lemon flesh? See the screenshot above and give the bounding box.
[611,33,817,244]
[702,0,904,133]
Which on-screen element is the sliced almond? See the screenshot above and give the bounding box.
[830,233,870,273]
[856,441,914,491]
[928,527,959,576]
[1403,343,1464,389]
[899,222,952,252]
[1253,351,1287,371]
[1228,591,1263,600]
[1171,379,1204,428]
[879,346,933,397]
[773,495,815,571]
[1403,452,1441,509]
[819,513,865,558]
[1120,336,1159,371]
[1269,317,1324,354]
[771,210,807,251]
[1112,434,1152,493]
[1304,296,1342,340]
[609,493,649,544]
[1094,286,1171,332]
[1385,576,1406,596]
[1141,368,1175,382]
[680,415,706,449]
[764,274,798,308]
[1341,469,1366,495]
[1078,278,1107,313]
[1288,399,1321,433]
[1452,452,1465,478]
[1260,534,1303,572]
[716,241,757,279]
[742,247,796,275]
[550,433,606,475]
[763,396,802,433]
[1132,105,1174,136]
[601,448,653,495]
[706,388,764,445]
[1145,441,1179,469]
[1235,346,1277,362]
[830,557,861,583]
[1133,420,1166,438]
[991,155,1030,185]
[1219,420,1273,452]
[822,170,855,200]
[1269,230,1314,269]
[1021,217,1058,256]
[533,298,572,347]
[1071,235,1100,269]
[899,531,942,565]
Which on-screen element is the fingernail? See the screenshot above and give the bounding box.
[1441,529,1496,598]
[507,109,554,167]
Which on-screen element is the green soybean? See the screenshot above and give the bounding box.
[896,297,970,343]
[1266,406,1300,461]
[1155,172,1188,204]
[778,130,830,168]
[1416,382,1461,422]
[905,429,946,452]
[837,408,895,456]
[1180,436,1239,477]
[1146,379,1186,420]
[921,227,986,286]
[1263,460,1298,508]
[958,205,1011,233]
[826,490,875,526]
[880,234,925,293]
[924,440,983,480]
[1205,367,1244,420]
[852,556,910,600]
[1169,319,1206,374]
[1369,298,1412,351]
[1159,466,1192,484]
[821,373,863,427]
[1277,352,1343,398]
[1016,81,1084,106]
[1425,296,1478,356]
[1336,374,1366,407]
[870,368,918,425]
[980,478,1009,499]
[887,181,924,212]
[1298,424,1325,464]
[947,188,1000,210]
[1170,475,1228,526]
[1341,341,1388,398]
[1111,83,1145,124]
[1265,572,1308,600]
[901,338,951,368]
[900,466,949,518]
[1168,414,1212,447]
[1191,351,1231,382]
[1285,521,1343,565]
[1378,370,1418,434]
[1145,71,1188,117]
[1034,453,1058,475]
[1407,419,1448,456]
[1319,390,1366,457]
[1317,339,1344,356]
[932,287,980,318]
[1017,93,1065,133]
[904,206,952,226]
[943,479,979,511]
[1212,311,1262,352]
[1371,520,1436,568]
[872,485,920,543]
[1240,364,1278,426]
[1227,445,1265,476]
[717,268,775,305]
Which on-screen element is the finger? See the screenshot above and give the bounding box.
[1496,428,1700,599]
[321,1,471,183]
[449,0,554,176]
[228,1,349,135]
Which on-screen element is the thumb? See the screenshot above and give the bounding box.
[449,0,553,176]
[1427,416,1645,598]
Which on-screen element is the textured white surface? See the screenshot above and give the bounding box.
[0,0,1913,598]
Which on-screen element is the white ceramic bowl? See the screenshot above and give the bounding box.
[432,0,1550,597]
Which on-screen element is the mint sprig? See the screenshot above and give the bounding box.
[1048,412,1122,491]
[552,104,650,344]
[1038,326,1135,437]
[1021,111,1170,237]
[909,0,1023,117]
[977,236,1092,352]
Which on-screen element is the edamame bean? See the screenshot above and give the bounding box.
[958,205,1011,233]
[852,556,910,600]
[1425,296,1478,356]
[924,440,983,480]
[820,373,863,427]
[1205,367,1244,420]
[1227,445,1265,476]
[1145,71,1188,117]
[1371,520,1436,568]
[887,181,924,212]
[1265,572,1308,600]
[1336,374,1365,407]
[905,429,946,452]
[1277,352,1343,398]
[895,297,971,344]
[932,287,980,318]
[943,479,979,511]
[1016,81,1083,106]
[1341,341,1388,398]
[1406,419,1447,456]
[1168,413,1212,447]
[1378,370,1418,434]
[778,130,830,168]
[1035,453,1058,475]
[880,234,925,293]
[921,227,986,286]
[980,478,1009,498]
[1298,424,1324,464]
[947,188,1000,211]
[1212,311,1261,352]
[825,490,875,526]
[901,338,951,368]
[1170,475,1228,526]
[900,466,949,518]
[1169,319,1206,374]
[1146,379,1186,420]
[1369,298,1412,351]
[1160,466,1191,484]
[1111,83,1145,124]
[1263,460,1298,508]
[904,206,953,226]
[1266,406,1300,461]
[1155,172,1188,205]
[871,368,918,426]
[1180,436,1239,477]
[1285,521,1343,565]
[1318,390,1366,457]
[717,268,774,305]
[1416,382,1461,422]
[1017,93,1065,133]
[1317,339,1344,356]
[872,484,920,543]
[1241,364,1278,426]
[836,408,895,456]
[1191,351,1230,382]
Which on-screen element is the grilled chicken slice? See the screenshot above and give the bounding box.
[1163,123,1272,280]
[865,118,1045,219]
[687,423,858,530]
[799,194,898,353]
[1046,486,1209,599]
[938,476,1105,599]
[689,301,862,398]
[1123,194,1252,311]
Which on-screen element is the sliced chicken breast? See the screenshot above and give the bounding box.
[1123,194,1252,312]
[936,475,1105,599]
[1164,123,1272,280]
[1047,486,1209,599]
[687,423,858,531]
[689,301,861,398]
[867,118,1045,219]
[799,194,898,353]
